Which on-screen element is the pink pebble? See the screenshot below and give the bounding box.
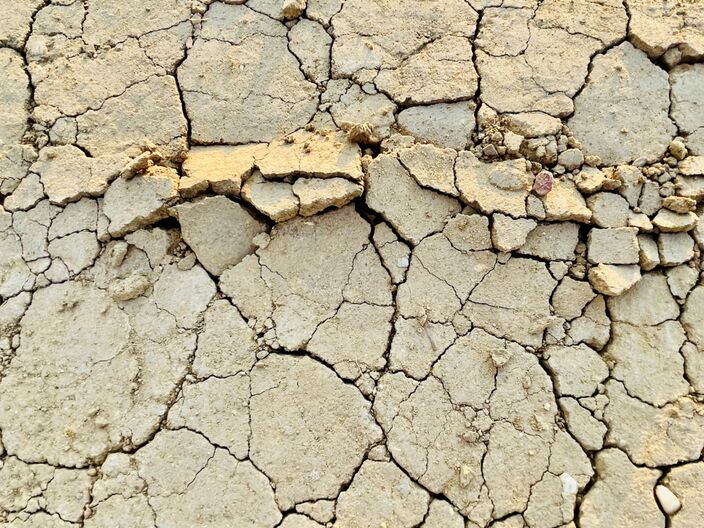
[533,171,553,195]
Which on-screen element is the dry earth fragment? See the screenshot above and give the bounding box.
[456,153,533,217]
[366,155,460,244]
[628,0,704,60]
[293,177,363,216]
[103,166,179,237]
[177,3,317,143]
[0,280,195,467]
[257,130,364,181]
[179,144,267,198]
[397,103,476,150]
[334,460,430,528]
[579,449,664,528]
[32,146,127,206]
[665,463,704,527]
[249,354,382,510]
[588,264,641,296]
[175,196,266,276]
[568,42,676,165]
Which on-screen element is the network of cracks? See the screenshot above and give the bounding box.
[1,0,704,527]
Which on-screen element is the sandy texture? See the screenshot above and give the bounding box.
[1,1,703,527]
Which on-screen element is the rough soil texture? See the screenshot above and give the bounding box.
[1,1,703,527]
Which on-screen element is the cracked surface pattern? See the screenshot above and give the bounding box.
[1,0,703,527]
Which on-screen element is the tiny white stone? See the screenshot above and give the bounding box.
[397,256,410,268]
[560,472,578,494]
[655,484,681,514]
[26,38,48,58]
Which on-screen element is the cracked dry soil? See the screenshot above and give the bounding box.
[1,0,704,527]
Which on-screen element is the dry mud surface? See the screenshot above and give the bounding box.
[1,1,704,527]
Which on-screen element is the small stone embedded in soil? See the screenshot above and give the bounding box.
[533,170,553,196]
[664,463,704,527]
[655,484,681,515]
[282,0,307,20]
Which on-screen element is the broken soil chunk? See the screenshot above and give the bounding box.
[366,155,460,245]
[249,354,382,510]
[568,42,675,165]
[579,449,664,528]
[175,196,266,276]
[177,4,317,144]
[241,173,299,222]
[588,264,641,296]
[257,130,364,181]
[455,153,533,217]
[398,143,458,196]
[293,177,362,216]
[179,144,266,198]
[103,166,178,237]
[334,460,430,528]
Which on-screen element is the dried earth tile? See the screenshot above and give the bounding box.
[334,460,430,528]
[579,448,664,528]
[366,155,460,245]
[249,354,382,510]
[568,42,676,165]
[0,281,195,466]
[396,103,476,150]
[177,4,317,143]
[456,153,533,217]
[175,195,266,276]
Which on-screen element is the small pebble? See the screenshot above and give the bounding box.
[655,485,681,515]
[533,170,553,195]
[557,148,584,170]
[560,473,578,494]
[668,140,687,160]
